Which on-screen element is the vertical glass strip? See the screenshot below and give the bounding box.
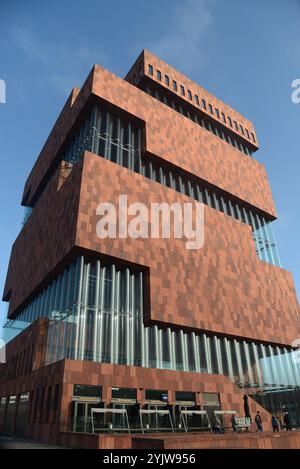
[204,334,212,374]
[233,340,244,385]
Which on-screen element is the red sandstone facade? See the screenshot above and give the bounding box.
[1,50,299,448]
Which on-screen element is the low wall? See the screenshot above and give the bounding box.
[58,432,132,449]
[132,431,300,449]
[58,430,300,449]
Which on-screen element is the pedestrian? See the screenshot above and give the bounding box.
[283,411,292,431]
[271,414,279,432]
[245,416,251,432]
[255,411,263,432]
[231,414,238,433]
[213,415,222,434]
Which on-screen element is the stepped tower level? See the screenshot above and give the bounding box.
[0,50,299,445]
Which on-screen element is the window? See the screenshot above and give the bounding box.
[148,64,153,76]
[39,387,45,422]
[203,393,220,406]
[145,389,168,402]
[180,85,185,96]
[111,387,137,400]
[33,389,39,422]
[29,390,35,422]
[240,124,244,135]
[175,391,196,402]
[187,90,192,100]
[141,82,255,159]
[157,70,162,81]
[46,386,51,422]
[173,80,177,91]
[164,74,169,86]
[245,128,250,138]
[51,384,60,423]
[251,132,256,143]
[73,385,102,399]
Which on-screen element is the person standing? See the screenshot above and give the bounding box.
[271,415,279,432]
[243,394,251,428]
[284,411,292,431]
[213,415,222,434]
[255,411,263,432]
[231,414,238,433]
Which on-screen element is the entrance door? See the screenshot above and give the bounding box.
[72,400,102,433]
[0,398,7,433]
[202,393,221,426]
[15,394,29,436]
[140,406,174,433]
[72,401,87,433]
[4,396,17,435]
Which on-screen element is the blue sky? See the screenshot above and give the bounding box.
[0,0,299,333]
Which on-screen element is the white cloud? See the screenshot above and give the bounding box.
[10,26,109,95]
[148,0,215,73]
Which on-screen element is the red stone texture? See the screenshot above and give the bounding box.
[91,64,274,217]
[59,430,300,450]
[0,352,64,442]
[61,360,271,425]
[132,432,300,450]
[0,318,48,385]
[0,348,273,446]
[4,151,299,342]
[3,160,83,315]
[59,432,133,449]
[21,58,276,218]
[1,51,299,450]
[125,49,259,149]
[75,152,300,345]
[21,75,93,207]
[0,318,298,448]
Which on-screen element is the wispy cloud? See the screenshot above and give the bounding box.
[9,26,109,95]
[148,0,215,74]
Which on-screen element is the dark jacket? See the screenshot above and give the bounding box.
[271,416,278,427]
[255,414,262,424]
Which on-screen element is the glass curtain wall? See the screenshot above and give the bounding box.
[4,255,300,423]
[4,255,298,392]
[42,257,299,393]
[66,104,280,266]
[21,102,280,266]
[140,156,281,266]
